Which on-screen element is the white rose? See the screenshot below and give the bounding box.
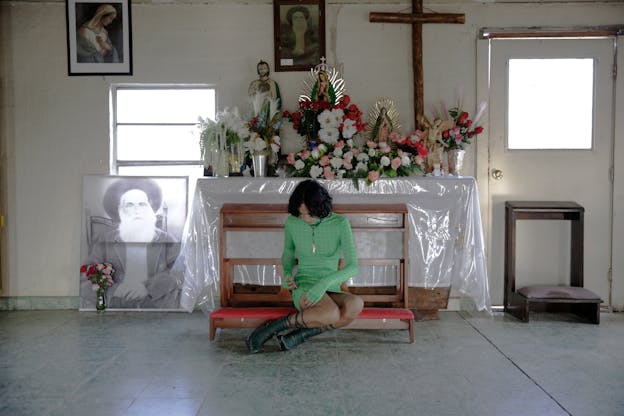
[381,156,391,167]
[401,155,411,166]
[368,148,377,157]
[330,157,343,169]
[333,148,343,157]
[294,160,305,170]
[341,119,357,139]
[311,149,320,159]
[355,161,368,172]
[357,153,369,162]
[310,165,323,178]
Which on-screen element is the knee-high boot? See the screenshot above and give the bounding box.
[277,327,326,351]
[245,315,298,353]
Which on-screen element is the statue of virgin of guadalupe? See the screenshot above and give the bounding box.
[371,107,392,143]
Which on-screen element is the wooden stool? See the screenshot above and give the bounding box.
[504,201,602,324]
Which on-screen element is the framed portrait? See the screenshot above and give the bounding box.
[79,175,188,311]
[65,0,132,75]
[273,0,325,72]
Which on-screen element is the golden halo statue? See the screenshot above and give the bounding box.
[367,98,401,143]
[299,57,345,106]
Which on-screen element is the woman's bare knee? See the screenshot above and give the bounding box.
[320,304,341,326]
[343,295,364,320]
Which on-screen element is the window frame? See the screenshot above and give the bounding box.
[109,83,217,174]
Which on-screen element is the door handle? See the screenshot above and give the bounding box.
[491,169,503,180]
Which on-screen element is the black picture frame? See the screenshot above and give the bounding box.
[66,0,132,76]
[273,0,325,72]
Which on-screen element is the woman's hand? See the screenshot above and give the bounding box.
[285,277,297,291]
[300,292,319,310]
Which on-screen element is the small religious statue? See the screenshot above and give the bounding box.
[367,98,401,143]
[248,60,281,108]
[419,115,454,175]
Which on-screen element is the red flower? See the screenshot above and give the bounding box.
[458,112,469,124]
[80,265,87,273]
[474,126,484,134]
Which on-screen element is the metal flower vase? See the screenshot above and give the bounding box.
[252,153,268,177]
[448,149,466,176]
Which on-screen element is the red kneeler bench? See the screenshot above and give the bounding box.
[210,307,415,343]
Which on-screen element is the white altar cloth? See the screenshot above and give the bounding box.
[179,177,490,313]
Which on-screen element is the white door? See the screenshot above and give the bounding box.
[486,38,615,306]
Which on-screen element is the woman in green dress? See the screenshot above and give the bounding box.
[246,180,363,352]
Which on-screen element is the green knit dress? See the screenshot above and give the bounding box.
[281,212,359,310]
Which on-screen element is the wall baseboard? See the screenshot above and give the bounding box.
[0,296,79,310]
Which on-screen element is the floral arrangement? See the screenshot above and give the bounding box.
[439,107,485,150]
[245,94,282,157]
[198,107,250,168]
[283,95,427,185]
[80,263,115,292]
[283,95,366,147]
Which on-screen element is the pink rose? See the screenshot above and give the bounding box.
[301,150,311,160]
[389,132,402,143]
[343,159,353,170]
[366,140,377,148]
[323,167,335,180]
[391,157,402,170]
[287,153,295,165]
[335,140,345,148]
[368,170,380,182]
[319,155,330,167]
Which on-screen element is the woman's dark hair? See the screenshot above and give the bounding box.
[288,179,332,218]
[286,5,310,25]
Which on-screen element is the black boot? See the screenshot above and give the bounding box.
[245,315,296,353]
[277,327,325,351]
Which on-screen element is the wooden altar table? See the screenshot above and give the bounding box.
[179,177,490,315]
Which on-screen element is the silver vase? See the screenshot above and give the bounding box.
[447,149,466,176]
[252,153,268,177]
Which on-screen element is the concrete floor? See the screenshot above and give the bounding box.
[1,310,623,416]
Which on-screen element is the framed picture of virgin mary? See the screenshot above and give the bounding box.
[66,0,133,75]
[273,0,325,72]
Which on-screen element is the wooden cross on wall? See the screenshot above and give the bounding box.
[370,0,465,129]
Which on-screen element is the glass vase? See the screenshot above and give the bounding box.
[213,149,229,177]
[96,288,106,312]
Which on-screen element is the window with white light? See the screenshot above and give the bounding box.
[111,85,216,189]
[508,58,594,150]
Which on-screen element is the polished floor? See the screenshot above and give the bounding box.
[1,309,623,416]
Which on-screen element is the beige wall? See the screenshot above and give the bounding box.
[1,1,623,305]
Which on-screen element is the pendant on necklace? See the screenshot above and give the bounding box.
[312,243,316,253]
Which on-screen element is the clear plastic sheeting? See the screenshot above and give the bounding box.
[179,177,491,313]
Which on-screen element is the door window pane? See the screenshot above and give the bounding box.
[508,59,593,149]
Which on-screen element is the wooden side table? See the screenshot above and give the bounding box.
[504,201,601,324]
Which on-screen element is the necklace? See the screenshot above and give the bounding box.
[309,219,321,253]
